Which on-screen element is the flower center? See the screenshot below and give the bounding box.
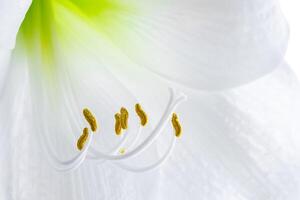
[42,88,187,172]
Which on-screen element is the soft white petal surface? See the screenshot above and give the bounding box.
[0,0,31,49]
[102,0,289,90]
[1,0,299,199]
[157,63,300,199]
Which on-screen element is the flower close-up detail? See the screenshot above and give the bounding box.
[1,0,300,199]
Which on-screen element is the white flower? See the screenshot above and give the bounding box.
[1,0,299,200]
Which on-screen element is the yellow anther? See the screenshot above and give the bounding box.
[77,128,89,151]
[119,148,126,155]
[120,107,129,130]
[115,113,122,136]
[135,104,148,126]
[172,113,182,138]
[83,108,98,132]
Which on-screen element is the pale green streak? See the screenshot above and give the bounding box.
[18,0,138,75]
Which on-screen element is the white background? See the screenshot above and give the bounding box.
[280,1,300,76]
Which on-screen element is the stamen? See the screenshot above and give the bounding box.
[115,113,122,135]
[135,104,148,126]
[120,107,129,129]
[83,108,98,132]
[172,113,182,137]
[87,88,187,162]
[77,128,89,151]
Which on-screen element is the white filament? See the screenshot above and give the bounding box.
[115,133,177,173]
[87,88,186,161]
[42,88,186,172]
[86,126,143,164]
[42,128,94,172]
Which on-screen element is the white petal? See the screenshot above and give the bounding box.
[93,0,289,90]
[3,28,164,199]
[0,49,12,91]
[158,63,300,199]
[0,0,32,49]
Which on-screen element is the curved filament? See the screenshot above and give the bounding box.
[88,88,187,162]
[42,88,186,172]
[41,127,94,172]
[114,132,176,173]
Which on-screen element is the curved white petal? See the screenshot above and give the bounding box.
[81,0,289,90]
[0,49,12,91]
[157,63,300,199]
[1,46,163,199]
[0,49,30,199]
[11,16,171,197]
[0,0,32,49]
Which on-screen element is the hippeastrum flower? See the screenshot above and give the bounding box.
[1,0,300,199]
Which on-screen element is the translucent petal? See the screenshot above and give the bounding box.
[0,0,31,49]
[0,49,30,199]
[1,12,163,198]
[158,63,300,199]
[17,0,289,90]
[0,49,12,91]
[75,0,289,90]
[0,43,164,199]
